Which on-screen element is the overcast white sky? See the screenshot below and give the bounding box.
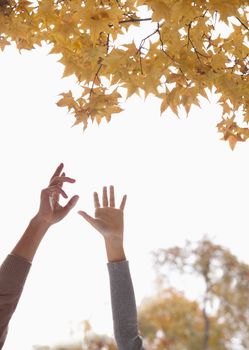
[0,42,249,349]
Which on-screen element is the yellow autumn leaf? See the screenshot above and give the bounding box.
[228,135,237,150]
[160,94,168,115]
[56,91,77,111]
[0,36,10,51]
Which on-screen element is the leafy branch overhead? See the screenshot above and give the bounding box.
[0,0,248,148]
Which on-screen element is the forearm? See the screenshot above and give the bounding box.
[0,216,48,348]
[107,242,144,350]
[0,255,31,349]
[11,215,50,262]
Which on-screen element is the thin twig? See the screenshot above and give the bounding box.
[186,21,209,64]
[157,25,190,85]
[139,55,143,75]
[235,16,249,31]
[136,25,159,75]
[193,9,208,21]
[106,34,110,55]
[89,64,103,98]
[137,26,159,53]
[119,17,152,24]
[157,24,174,61]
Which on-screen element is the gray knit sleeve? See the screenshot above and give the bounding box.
[107,260,145,350]
[0,254,31,349]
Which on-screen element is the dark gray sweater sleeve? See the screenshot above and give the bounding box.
[0,254,31,349]
[107,260,145,350]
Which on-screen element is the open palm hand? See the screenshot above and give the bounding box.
[78,186,127,243]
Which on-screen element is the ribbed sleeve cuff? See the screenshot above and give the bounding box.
[107,259,129,272]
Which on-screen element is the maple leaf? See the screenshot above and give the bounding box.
[0,36,10,51]
[56,91,78,111]
[160,95,168,115]
[228,135,237,151]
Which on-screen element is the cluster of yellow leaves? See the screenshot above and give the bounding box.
[57,88,122,129]
[0,0,248,148]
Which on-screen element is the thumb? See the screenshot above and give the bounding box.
[63,195,79,214]
[78,211,99,230]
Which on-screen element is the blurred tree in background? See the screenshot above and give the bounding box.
[138,287,228,350]
[33,321,116,350]
[152,237,249,350]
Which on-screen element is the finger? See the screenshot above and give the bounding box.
[109,185,115,207]
[102,186,108,207]
[50,172,65,207]
[49,163,64,183]
[78,211,99,230]
[51,173,70,203]
[51,172,65,203]
[94,192,100,208]
[62,195,79,214]
[119,194,127,210]
[50,176,76,187]
[48,185,68,199]
[41,186,67,199]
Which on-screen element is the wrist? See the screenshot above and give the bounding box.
[31,214,51,235]
[11,215,50,262]
[104,239,126,262]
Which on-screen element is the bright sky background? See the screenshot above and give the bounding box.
[0,38,249,349]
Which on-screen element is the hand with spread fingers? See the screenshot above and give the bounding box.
[37,163,79,226]
[10,163,79,263]
[78,186,127,262]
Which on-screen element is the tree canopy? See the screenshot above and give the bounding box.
[0,0,248,148]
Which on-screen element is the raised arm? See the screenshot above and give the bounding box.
[0,163,79,349]
[78,186,144,350]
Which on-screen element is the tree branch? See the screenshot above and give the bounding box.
[89,64,103,98]
[202,302,210,350]
[136,26,159,74]
[106,34,110,55]
[235,16,249,31]
[139,55,143,75]
[137,26,159,53]
[157,23,174,61]
[202,279,210,350]
[157,25,190,86]
[186,21,209,64]
[119,17,152,24]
